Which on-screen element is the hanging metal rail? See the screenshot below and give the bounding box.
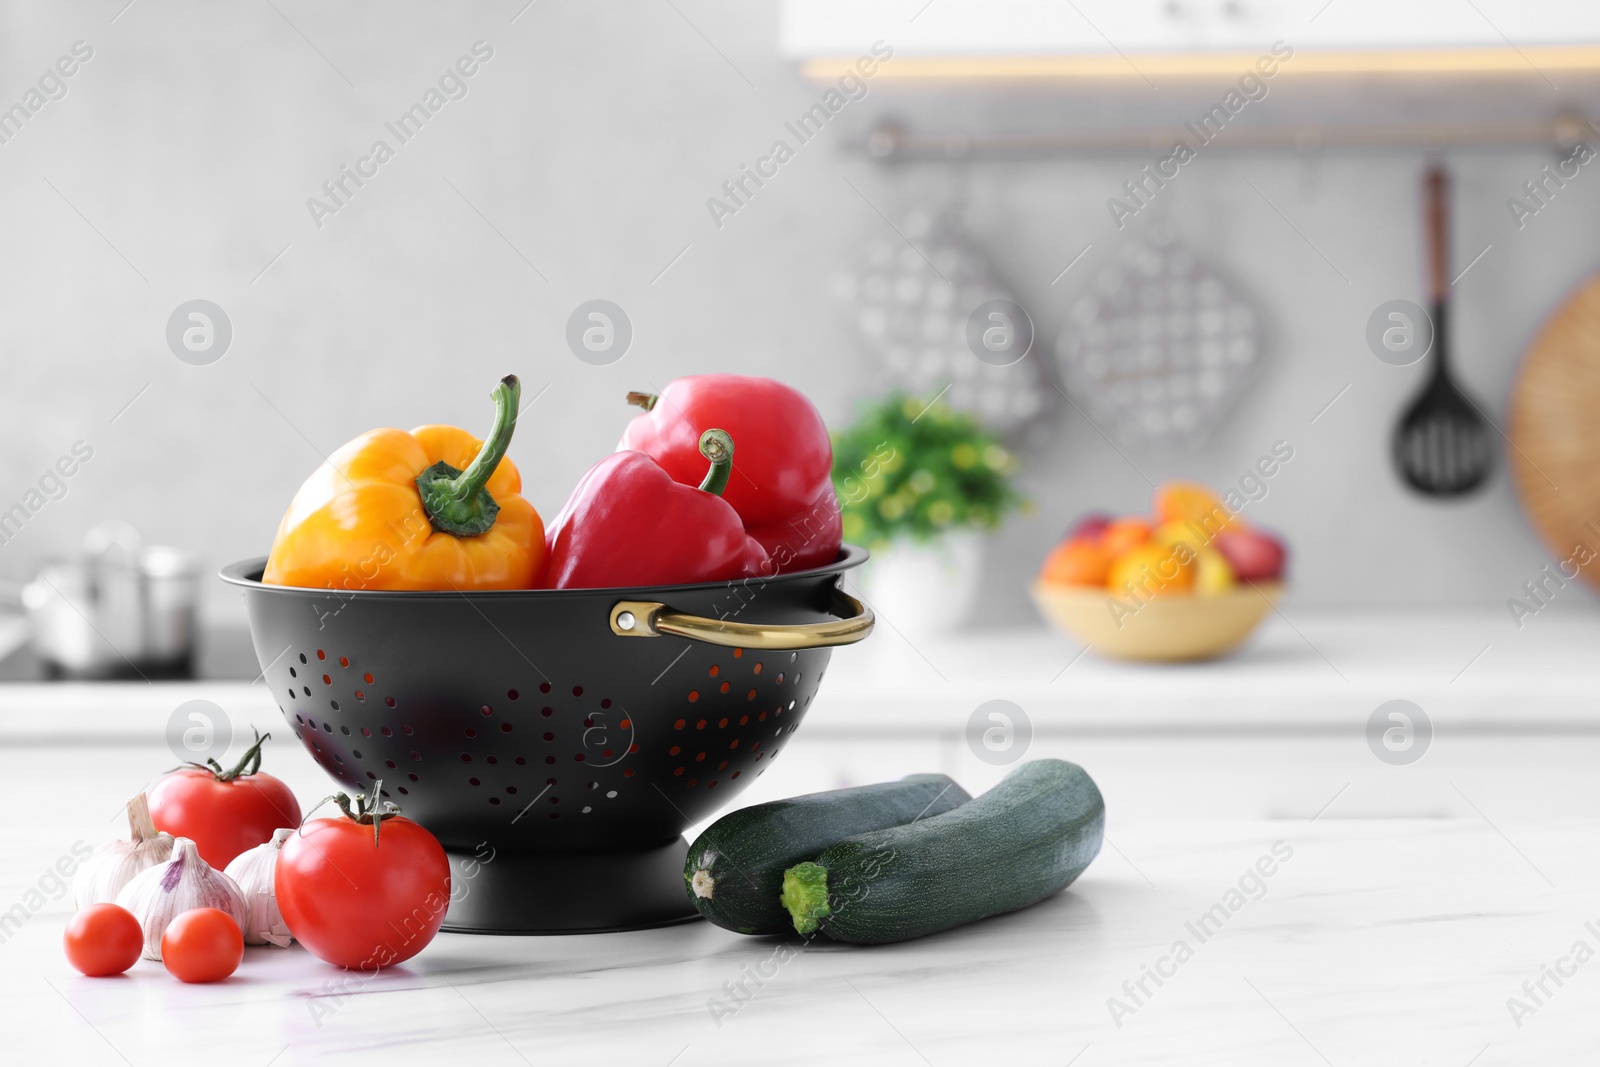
[844,115,1598,160]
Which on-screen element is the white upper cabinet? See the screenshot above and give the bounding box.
[781,0,1600,67]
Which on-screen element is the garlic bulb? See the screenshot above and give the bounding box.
[73,794,174,910]
[114,836,248,959]
[224,828,294,947]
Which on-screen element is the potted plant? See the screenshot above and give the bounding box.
[832,394,1023,634]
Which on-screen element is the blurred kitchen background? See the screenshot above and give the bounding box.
[4,0,1600,802]
[5,0,1600,629]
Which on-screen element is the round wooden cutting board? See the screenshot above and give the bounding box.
[1508,273,1600,592]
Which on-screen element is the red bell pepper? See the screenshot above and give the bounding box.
[544,428,770,589]
[618,375,842,572]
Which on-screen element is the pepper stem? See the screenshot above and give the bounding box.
[696,429,735,496]
[415,375,521,537]
[625,391,659,412]
[781,862,832,936]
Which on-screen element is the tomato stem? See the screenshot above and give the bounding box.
[174,729,270,782]
[332,780,401,848]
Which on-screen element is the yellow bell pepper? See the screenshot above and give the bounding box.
[263,375,544,591]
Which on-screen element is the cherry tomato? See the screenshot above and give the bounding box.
[161,908,244,983]
[63,904,143,977]
[276,792,451,971]
[149,731,302,869]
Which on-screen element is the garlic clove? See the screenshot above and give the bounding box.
[114,836,248,960]
[73,793,175,911]
[224,828,295,948]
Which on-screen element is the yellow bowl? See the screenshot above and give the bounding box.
[1030,580,1282,662]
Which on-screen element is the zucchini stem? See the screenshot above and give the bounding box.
[781,862,832,936]
[690,869,715,900]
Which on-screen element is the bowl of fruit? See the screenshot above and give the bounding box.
[1030,482,1287,661]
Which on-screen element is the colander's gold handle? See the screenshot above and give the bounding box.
[608,588,874,650]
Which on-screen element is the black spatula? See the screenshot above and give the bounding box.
[1392,165,1493,497]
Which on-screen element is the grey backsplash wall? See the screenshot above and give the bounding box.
[0,1,1595,625]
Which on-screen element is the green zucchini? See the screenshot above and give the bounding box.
[685,773,971,934]
[781,759,1103,943]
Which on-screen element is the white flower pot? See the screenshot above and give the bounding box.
[861,531,985,636]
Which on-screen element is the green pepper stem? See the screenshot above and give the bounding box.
[415,375,520,537]
[625,391,659,412]
[453,376,520,502]
[697,428,734,496]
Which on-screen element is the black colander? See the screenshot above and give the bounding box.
[220,547,872,934]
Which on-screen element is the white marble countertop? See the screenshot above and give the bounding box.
[4,609,1596,1061]
[817,607,1600,729]
[5,817,1595,1065]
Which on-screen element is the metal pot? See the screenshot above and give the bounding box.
[17,522,198,677]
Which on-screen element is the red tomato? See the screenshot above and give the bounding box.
[63,904,143,977]
[149,732,302,870]
[161,908,244,983]
[276,810,451,970]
